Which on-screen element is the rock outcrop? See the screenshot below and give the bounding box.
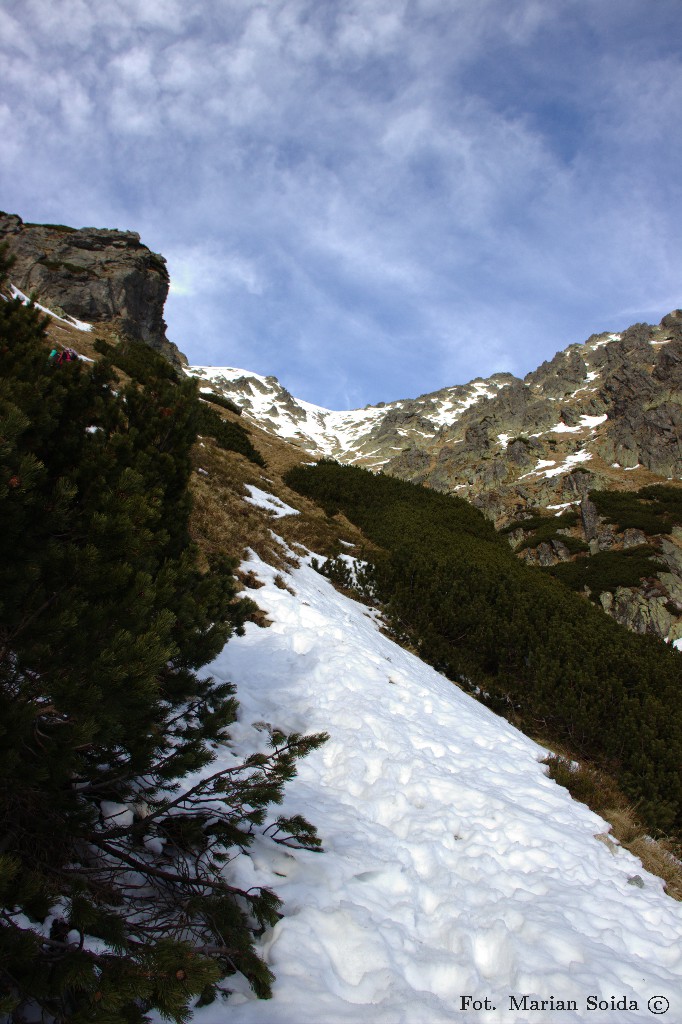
[386,316,682,513]
[0,212,186,366]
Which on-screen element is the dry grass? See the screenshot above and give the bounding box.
[273,574,295,594]
[44,316,122,363]
[189,455,289,571]
[189,407,380,566]
[627,836,682,899]
[237,569,266,590]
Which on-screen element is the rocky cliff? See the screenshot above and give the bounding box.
[0,212,185,366]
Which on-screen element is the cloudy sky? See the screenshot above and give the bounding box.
[1,1,681,408]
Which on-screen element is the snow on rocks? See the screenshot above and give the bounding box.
[547,501,580,513]
[186,366,510,461]
[543,450,594,478]
[587,333,622,350]
[521,450,594,480]
[10,284,93,331]
[173,551,682,1024]
[551,414,608,434]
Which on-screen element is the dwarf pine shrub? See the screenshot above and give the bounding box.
[0,257,324,1021]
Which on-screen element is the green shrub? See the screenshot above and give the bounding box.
[0,274,320,1021]
[545,546,664,595]
[500,510,587,553]
[93,339,264,467]
[199,391,242,415]
[195,401,265,465]
[590,486,682,535]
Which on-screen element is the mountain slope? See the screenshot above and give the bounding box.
[3,212,682,1022]
[3,209,681,640]
[187,316,682,644]
[153,528,682,1024]
[187,313,682,502]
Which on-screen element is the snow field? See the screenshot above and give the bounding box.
[178,536,682,1024]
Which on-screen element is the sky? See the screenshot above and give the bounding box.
[1,0,681,409]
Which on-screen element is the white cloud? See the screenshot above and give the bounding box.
[335,0,408,56]
[0,9,35,55]
[167,244,264,298]
[1,0,680,407]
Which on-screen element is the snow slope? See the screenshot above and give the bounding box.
[165,511,682,1024]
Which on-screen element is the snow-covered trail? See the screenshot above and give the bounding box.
[186,548,681,1024]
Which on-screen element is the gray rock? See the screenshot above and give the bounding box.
[599,583,679,639]
[0,211,186,366]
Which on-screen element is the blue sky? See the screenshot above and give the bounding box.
[1,0,681,409]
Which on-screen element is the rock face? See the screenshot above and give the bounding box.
[386,317,682,516]
[0,212,186,366]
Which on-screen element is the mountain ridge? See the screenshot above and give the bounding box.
[186,316,682,645]
[187,313,682,502]
[187,362,518,466]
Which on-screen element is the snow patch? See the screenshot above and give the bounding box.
[243,485,300,518]
[543,450,593,478]
[551,414,608,434]
[547,501,580,514]
[519,450,593,481]
[99,801,134,829]
[588,333,621,350]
